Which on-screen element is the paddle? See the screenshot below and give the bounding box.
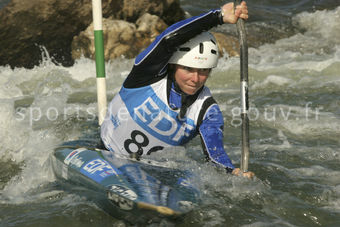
[234,0,250,173]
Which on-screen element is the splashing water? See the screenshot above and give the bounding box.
[0,6,340,227]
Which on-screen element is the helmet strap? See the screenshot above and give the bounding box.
[170,73,203,121]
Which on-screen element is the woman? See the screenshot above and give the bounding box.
[101,1,254,178]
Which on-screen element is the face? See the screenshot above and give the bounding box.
[174,65,211,95]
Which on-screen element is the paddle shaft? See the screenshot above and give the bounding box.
[234,0,250,172]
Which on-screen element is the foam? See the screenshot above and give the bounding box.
[252,75,293,89]
[248,7,340,72]
[0,100,30,158]
[0,6,339,217]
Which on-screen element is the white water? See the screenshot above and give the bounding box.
[0,6,339,226]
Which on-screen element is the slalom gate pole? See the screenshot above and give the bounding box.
[92,0,107,126]
[234,0,250,172]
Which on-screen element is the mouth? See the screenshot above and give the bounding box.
[183,84,201,94]
[186,83,198,89]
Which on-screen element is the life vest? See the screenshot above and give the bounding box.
[101,76,213,156]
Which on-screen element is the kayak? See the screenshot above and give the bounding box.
[51,140,200,223]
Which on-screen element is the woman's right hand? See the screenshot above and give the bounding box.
[221,1,248,24]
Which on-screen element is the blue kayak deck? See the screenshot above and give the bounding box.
[51,141,200,220]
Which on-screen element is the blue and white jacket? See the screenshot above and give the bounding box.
[101,9,234,171]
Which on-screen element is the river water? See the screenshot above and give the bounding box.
[1,0,340,226]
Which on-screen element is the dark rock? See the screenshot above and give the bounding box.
[0,0,184,68]
[0,0,93,68]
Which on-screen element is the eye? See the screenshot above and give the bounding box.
[182,66,194,72]
[198,68,211,74]
[179,66,210,74]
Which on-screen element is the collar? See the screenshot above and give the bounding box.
[167,75,203,120]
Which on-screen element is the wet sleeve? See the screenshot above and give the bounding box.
[123,9,224,88]
[198,103,235,172]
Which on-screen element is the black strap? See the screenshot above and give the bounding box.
[166,75,203,120]
[196,96,217,127]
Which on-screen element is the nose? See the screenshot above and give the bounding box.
[191,71,199,83]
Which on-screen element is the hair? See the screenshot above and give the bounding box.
[167,64,176,79]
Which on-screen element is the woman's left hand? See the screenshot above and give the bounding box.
[232,167,255,179]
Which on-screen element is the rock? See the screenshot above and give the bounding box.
[112,0,184,25]
[72,14,168,61]
[0,0,239,68]
[136,13,168,42]
[134,13,168,52]
[72,19,137,60]
[72,16,238,62]
[0,0,93,68]
[0,0,184,68]
[212,32,240,57]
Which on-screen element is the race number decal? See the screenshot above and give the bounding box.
[124,130,163,155]
[107,185,137,210]
[124,130,149,155]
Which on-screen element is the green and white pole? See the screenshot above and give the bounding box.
[92,0,107,126]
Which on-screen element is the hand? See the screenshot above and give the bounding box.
[232,168,255,179]
[221,1,248,24]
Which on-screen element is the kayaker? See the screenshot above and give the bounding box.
[101,1,254,178]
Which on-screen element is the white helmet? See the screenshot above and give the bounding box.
[168,32,219,68]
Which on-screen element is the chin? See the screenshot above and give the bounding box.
[184,90,197,95]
